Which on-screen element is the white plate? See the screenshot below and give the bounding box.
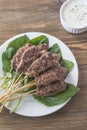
[0,32,78,117]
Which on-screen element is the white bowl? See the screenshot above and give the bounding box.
[60,0,87,34]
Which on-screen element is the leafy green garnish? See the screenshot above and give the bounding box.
[7,35,29,52]
[6,47,15,59]
[49,43,62,57]
[2,52,11,72]
[34,84,79,106]
[49,43,74,72]
[61,59,74,72]
[29,35,49,45]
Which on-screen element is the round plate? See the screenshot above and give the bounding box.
[0,32,78,117]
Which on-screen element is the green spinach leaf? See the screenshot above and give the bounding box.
[7,35,29,52]
[2,52,11,72]
[29,35,49,45]
[49,43,62,57]
[61,59,74,72]
[49,43,74,72]
[6,47,15,59]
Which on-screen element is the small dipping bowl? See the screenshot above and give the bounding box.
[60,0,87,34]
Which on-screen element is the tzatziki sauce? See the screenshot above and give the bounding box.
[63,0,87,28]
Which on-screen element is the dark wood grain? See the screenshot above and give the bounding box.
[0,0,87,130]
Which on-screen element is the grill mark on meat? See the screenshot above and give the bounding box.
[35,67,67,86]
[36,80,66,96]
[11,44,32,70]
[16,44,48,74]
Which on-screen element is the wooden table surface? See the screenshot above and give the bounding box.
[0,0,87,130]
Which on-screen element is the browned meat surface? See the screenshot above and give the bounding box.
[26,52,54,77]
[59,67,68,78]
[11,44,32,69]
[16,46,38,73]
[26,53,61,77]
[38,43,48,51]
[36,80,66,96]
[35,67,67,86]
[52,54,60,61]
[52,54,60,67]
[16,44,48,74]
[39,50,47,56]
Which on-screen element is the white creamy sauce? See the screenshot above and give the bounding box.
[63,0,87,28]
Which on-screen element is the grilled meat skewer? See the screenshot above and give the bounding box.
[26,52,60,77]
[35,67,67,86]
[37,80,66,96]
[11,44,32,70]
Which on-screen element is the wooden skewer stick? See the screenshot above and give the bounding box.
[5,74,26,107]
[4,72,18,92]
[6,89,37,101]
[8,80,35,95]
[0,73,25,99]
[4,73,25,95]
[0,89,36,112]
[0,104,4,113]
[5,73,23,92]
[0,68,12,88]
[0,80,35,103]
[13,76,27,89]
[14,73,23,84]
[0,90,36,113]
[0,88,36,103]
[0,74,17,99]
[0,76,35,112]
[4,75,28,97]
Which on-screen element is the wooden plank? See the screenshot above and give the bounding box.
[0,0,87,130]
